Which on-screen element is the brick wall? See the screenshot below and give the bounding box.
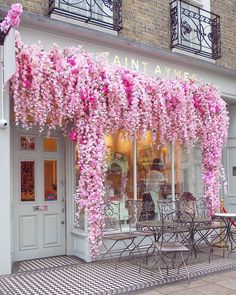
[120,0,170,50]
[0,0,48,15]
[0,0,236,71]
[211,0,236,70]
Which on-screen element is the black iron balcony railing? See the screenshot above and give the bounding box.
[49,0,122,31]
[170,0,221,60]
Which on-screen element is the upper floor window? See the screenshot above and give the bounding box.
[170,0,221,60]
[49,0,123,32]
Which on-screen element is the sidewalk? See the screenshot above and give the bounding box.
[136,269,236,295]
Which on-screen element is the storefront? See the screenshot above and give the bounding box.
[0,13,235,275]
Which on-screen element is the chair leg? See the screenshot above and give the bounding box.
[180,252,190,284]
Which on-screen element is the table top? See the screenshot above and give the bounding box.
[213,213,236,218]
[136,217,212,232]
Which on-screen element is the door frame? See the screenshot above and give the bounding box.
[12,126,68,262]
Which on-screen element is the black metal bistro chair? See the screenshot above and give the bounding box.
[151,208,192,283]
[195,197,226,260]
[101,201,137,267]
[125,200,154,256]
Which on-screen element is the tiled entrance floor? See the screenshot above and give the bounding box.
[15,255,81,273]
[1,254,236,295]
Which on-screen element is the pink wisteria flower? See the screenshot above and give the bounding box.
[11,33,229,257]
[69,131,77,142]
[0,3,23,33]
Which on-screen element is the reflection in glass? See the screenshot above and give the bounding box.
[175,143,203,199]
[104,131,133,224]
[137,132,171,203]
[21,161,35,202]
[43,137,58,152]
[20,135,35,151]
[105,131,133,201]
[44,160,58,201]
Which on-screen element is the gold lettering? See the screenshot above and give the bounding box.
[173,69,182,78]
[131,59,139,70]
[165,67,171,76]
[113,55,121,66]
[184,72,190,79]
[155,65,162,76]
[191,74,198,81]
[124,57,128,67]
[141,61,148,72]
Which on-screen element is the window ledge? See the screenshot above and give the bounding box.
[50,14,118,36]
[172,48,216,64]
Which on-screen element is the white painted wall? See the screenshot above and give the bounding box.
[0,82,12,275]
[18,27,236,99]
[228,106,236,138]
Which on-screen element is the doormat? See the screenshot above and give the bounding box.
[15,255,82,273]
[1,257,236,295]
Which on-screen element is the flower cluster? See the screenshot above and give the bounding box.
[0,3,23,33]
[11,33,229,257]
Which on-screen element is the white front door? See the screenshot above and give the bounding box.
[13,129,66,261]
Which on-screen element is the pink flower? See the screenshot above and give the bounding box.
[67,57,76,67]
[69,131,77,142]
[11,35,229,256]
[0,3,23,33]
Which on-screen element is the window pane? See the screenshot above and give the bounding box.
[44,160,58,201]
[75,145,85,230]
[175,143,203,199]
[21,161,35,202]
[105,131,133,224]
[20,135,35,151]
[137,132,171,205]
[43,138,58,152]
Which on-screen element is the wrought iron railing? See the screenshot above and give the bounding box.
[49,0,122,31]
[170,0,221,60]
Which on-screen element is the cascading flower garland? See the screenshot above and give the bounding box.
[0,3,22,33]
[10,34,229,257]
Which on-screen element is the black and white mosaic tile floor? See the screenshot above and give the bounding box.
[17,256,81,273]
[1,255,236,295]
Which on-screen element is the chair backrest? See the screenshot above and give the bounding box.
[103,201,122,232]
[125,200,156,231]
[177,192,196,219]
[159,206,195,245]
[158,199,178,221]
[196,197,211,217]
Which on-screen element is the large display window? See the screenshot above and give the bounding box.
[74,132,204,231]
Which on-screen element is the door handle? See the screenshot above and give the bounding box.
[33,205,48,211]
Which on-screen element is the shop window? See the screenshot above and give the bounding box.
[44,160,58,201]
[43,137,58,152]
[137,132,172,206]
[74,131,205,231]
[21,161,35,202]
[104,131,133,225]
[175,143,203,199]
